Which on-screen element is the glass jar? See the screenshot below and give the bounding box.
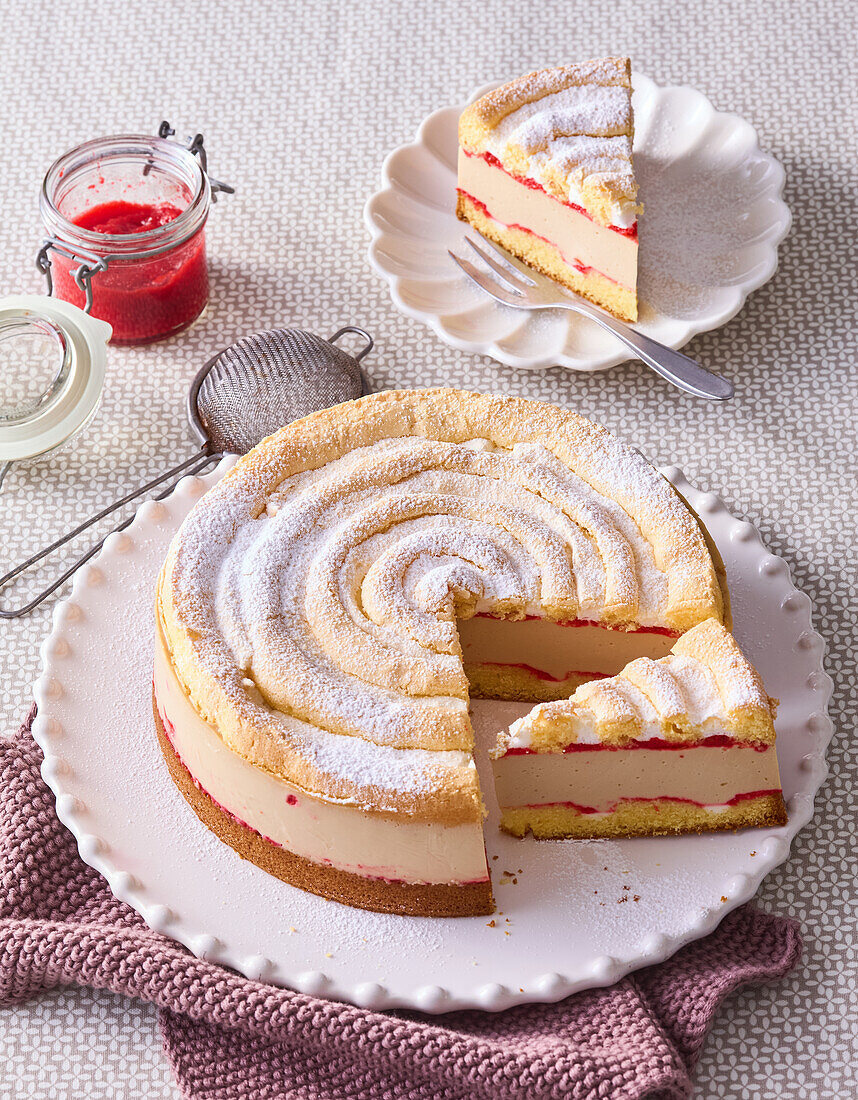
[39,133,216,345]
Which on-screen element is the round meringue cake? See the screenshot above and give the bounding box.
[154,389,737,917]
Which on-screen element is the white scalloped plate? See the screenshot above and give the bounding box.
[364,75,791,371]
[33,459,831,1012]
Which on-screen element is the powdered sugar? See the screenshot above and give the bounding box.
[483,81,637,226]
[507,628,773,751]
[491,85,630,150]
[166,423,717,797]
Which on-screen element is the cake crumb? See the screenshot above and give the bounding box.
[504,930,510,936]
[633,895,640,902]
[721,895,729,902]
[325,952,333,958]
[487,919,496,927]
[289,926,298,934]
[492,855,498,861]
[750,851,757,857]
[618,896,628,904]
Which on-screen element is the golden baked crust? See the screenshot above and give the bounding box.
[460,58,631,141]
[458,58,640,228]
[159,389,726,824]
[672,618,777,740]
[493,620,776,755]
[456,191,638,321]
[499,793,788,840]
[155,702,493,917]
[466,662,594,703]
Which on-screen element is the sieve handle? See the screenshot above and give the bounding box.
[328,326,374,362]
[0,449,217,618]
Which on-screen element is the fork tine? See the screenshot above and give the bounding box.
[465,234,537,287]
[447,250,527,308]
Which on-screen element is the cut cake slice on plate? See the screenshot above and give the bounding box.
[491,619,788,839]
[457,57,641,321]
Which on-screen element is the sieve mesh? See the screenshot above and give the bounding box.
[194,328,370,455]
[1,324,372,617]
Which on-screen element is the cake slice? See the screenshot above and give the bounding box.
[491,619,787,839]
[457,57,641,321]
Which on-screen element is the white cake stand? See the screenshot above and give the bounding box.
[33,459,832,1012]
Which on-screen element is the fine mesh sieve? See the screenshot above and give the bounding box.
[191,328,371,455]
[0,325,373,617]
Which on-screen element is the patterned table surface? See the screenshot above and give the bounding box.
[1,0,855,1095]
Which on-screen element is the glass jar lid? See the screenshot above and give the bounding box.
[0,296,111,463]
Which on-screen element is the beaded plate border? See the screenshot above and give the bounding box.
[33,460,831,1012]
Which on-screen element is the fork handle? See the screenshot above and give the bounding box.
[560,299,734,400]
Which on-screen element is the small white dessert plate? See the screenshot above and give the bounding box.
[33,460,831,1013]
[364,75,791,371]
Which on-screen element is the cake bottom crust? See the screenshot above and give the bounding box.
[154,701,494,918]
[467,662,594,702]
[500,794,788,840]
[456,192,637,322]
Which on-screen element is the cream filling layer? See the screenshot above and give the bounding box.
[493,743,782,813]
[457,149,638,289]
[153,624,489,886]
[458,616,676,681]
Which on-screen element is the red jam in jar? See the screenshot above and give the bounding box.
[40,135,213,344]
[72,201,185,235]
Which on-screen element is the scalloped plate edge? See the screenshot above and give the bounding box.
[364,75,792,373]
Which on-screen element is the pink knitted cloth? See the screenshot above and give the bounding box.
[1,707,801,1099]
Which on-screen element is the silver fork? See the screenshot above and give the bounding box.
[449,235,734,401]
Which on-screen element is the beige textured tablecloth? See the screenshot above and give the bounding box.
[1,0,854,1095]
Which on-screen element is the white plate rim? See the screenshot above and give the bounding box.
[363,73,792,372]
[31,460,833,1013]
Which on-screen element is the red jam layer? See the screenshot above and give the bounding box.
[504,736,773,756]
[52,199,208,344]
[520,789,782,815]
[478,660,610,683]
[469,150,638,239]
[475,613,680,638]
[157,691,489,888]
[458,189,624,286]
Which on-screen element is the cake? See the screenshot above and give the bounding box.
[456,57,641,321]
[492,619,787,839]
[155,389,755,918]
